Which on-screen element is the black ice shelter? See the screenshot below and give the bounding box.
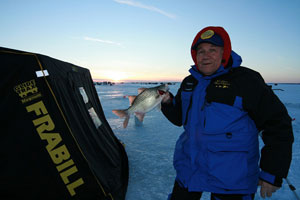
[0,47,129,200]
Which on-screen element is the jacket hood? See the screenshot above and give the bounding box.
[230,50,242,68]
[191,26,232,68]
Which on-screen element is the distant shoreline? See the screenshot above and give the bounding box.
[93,81,179,86]
[93,80,300,85]
[268,83,300,85]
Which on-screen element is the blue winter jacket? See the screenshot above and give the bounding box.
[162,50,293,194]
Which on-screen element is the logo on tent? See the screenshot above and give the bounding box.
[14,79,42,103]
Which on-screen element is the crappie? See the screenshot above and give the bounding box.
[112,84,169,128]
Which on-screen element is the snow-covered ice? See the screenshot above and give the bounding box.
[96,83,300,200]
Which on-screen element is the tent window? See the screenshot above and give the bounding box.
[79,87,102,128]
[79,87,89,103]
[88,107,102,128]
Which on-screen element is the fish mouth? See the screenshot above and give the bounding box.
[158,90,166,95]
[156,84,169,95]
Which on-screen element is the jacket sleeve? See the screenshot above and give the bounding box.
[161,86,183,126]
[242,70,294,187]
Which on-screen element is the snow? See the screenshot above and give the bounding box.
[96,83,300,200]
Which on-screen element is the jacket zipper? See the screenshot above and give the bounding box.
[201,99,208,128]
[184,94,193,125]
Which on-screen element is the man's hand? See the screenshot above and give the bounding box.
[162,92,172,103]
[259,180,280,198]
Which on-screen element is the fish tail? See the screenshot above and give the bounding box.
[112,109,128,118]
[112,109,130,128]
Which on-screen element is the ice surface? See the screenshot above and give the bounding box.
[96,83,300,200]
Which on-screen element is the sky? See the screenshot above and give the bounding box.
[1,0,300,83]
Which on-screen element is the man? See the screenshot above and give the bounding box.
[161,26,294,200]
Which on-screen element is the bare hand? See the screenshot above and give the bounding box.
[162,92,172,103]
[259,180,279,198]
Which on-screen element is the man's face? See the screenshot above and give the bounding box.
[196,43,224,76]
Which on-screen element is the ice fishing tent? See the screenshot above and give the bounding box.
[0,47,129,200]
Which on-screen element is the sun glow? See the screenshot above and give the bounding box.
[103,70,128,82]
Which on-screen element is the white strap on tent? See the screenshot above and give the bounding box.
[36,70,49,77]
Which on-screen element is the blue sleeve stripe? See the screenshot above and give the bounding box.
[259,170,276,184]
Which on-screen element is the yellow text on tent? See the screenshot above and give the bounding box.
[26,100,84,196]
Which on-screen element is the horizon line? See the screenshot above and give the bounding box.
[92,79,300,84]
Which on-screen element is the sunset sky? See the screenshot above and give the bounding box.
[1,0,300,82]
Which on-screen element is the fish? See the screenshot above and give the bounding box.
[112,84,169,128]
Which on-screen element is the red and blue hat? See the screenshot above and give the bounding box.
[192,30,224,49]
[191,26,232,67]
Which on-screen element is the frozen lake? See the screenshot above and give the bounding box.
[96,83,300,200]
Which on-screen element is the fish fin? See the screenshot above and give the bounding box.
[138,88,147,94]
[112,109,128,118]
[156,103,162,110]
[134,115,143,126]
[128,95,137,106]
[135,112,145,122]
[123,115,130,128]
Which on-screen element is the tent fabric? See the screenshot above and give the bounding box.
[0,47,129,200]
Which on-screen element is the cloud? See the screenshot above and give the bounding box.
[113,0,176,19]
[84,36,122,46]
